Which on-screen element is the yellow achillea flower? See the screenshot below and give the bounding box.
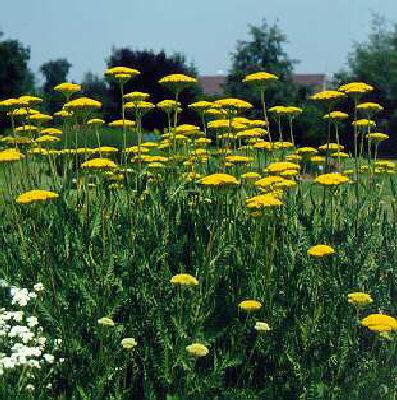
[361,314,397,332]
[318,143,344,152]
[16,189,59,204]
[243,71,278,84]
[295,147,317,155]
[19,95,43,105]
[123,91,150,101]
[374,160,395,170]
[87,118,105,126]
[310,91,345,101]
[200,173,239,186]
[352,119,376,128]
[286,154,302,162]
[0,149,24,163]
[255,322,271,332]
[224,155,253,164]
[265,162,300,174]
[54,82,81,94]
[254,141,272,150]
[188,100,214,110]
[121,337,137,350]
[236,128,267,138]
[269,105,302,115]
[307,244,335,257]
[93,147,118,154]
[108,119,136,128]
[65,97,101,110]
[105,67,140,79]
[81,158,117,170]
[339,82,374,94]
[186,343,209,358]
[272,141,294,149]
[357,102,383,112]
[40,128,63,135]
[157,99,180,111]
[98,317,115,326]
[170,273,199,286]
[315,173,349,186]
[323,111,349,120]
[15,125,38,133]
[310,156,325,164]
[159,73,197,85]
[241,172,261,180]
[255,175,285,189]
[330,151,349,158]
[246,193,283,209]
[348,292,373,307]
[28,113,53,122]
[35,135,60,143]
[9,108,39,117]
[214,98,253,110]
[367,132,389,142]
[0,98,22,109]
[54,109,72,118]
[175,124,201,135]
[239,299,262,312]
[125,146,150,154]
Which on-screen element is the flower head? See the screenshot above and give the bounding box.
[98,317,115,327]
[200,173,239,186]
[243,71,278,84]
[339,82,374,94]
[16,189,59,204]
[348,292,373,307]
[121,337,137,350]
[170,273,199,286]
[307,244,335,257]
[314,173,349,186]
[239,299,262,312]
[186,343,209,358]
[361,314,397,332]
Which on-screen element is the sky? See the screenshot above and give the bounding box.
[2,0,397,84]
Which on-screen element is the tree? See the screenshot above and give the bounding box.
[0,32,34,99]
[334,15,397,155]
[105,48,202,130]
[225,19,298,107]
[40,58,72,114]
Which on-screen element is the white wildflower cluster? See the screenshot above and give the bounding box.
[0,281,62,393]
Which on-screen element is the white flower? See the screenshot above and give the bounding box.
[43,353,54,363]
[26,316,38,328]
[34,282,45,293]
[10,287,31,307]
[26,384,35,391]
[0,279,9,288]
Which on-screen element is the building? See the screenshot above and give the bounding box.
[198,73,326,96]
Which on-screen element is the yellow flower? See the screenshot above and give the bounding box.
[254,141,272,150]
[93,147,118,154]
[357,102,383,112]
[347,292,373,307]
[239,300,262,312]
[243,71,278,84]
[318,143,344,152]
[28,113,53,122]
[307,244,335,257]
[241,172,261,180]
[200,173,239,186]
[214,98,253,110]
[361,314,397,332]
[188,100,214,110]
[157,99,181,112]
[81,158,118,170]
[314,173,349,186]
[352,119,376,128]
[54,109,72,118]
[310,91,345,101]
[330,151,349,158]
[108,119,136,128]
[16,189,59,204]
[236,128,267,138]
[323,111,349,120]
[0,149,24,163]
[295,147,317,155]
[175,124,201,136]
[40,128,63,135]
[125,146,150,154]
[254,322,271,332]
[170,273,199,286]
[339,82,374,94]
[186,343,209,358]
[19,95,43,105]
[224,155,253,164]
[105,67,140,80]
[246,193,283,209]
[87,118,105,126]
[98,317,115,327]
[0,98,22,109]
[15,125,38,133]
[121,337,137,350]
[123,91,150,101]
[367,132,389,142]
[54,82,81,94]
[159,73,197,85]
[265,162,300,174]
[35,135,60,143]
[64,97,101,110]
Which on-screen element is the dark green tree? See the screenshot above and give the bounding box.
[0,32,34,99]
[105,48,202,130]
[40,58,72,114]
[334,15,397,155]
[225,19,298,107]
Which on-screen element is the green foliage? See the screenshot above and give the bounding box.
[40,58,72,114]
[334,14,397,155]
[0,33,34,98]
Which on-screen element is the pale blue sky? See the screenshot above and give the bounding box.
[2,0,397,83]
